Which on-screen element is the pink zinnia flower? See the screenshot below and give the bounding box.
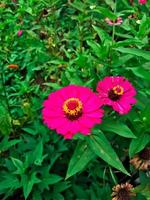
[96,76,136,115]
[42,85,104,139]
[17,30,23,37]
[138,0,147,4]
[105,17,123,26]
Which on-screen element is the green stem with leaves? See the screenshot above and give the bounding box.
[112,0,117,43]
[1,67,14,131]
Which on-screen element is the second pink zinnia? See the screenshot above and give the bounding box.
[138,0,147,4]
[96,76,136,115]
[42,85,104,139]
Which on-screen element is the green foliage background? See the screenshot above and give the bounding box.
[0,0,150,199]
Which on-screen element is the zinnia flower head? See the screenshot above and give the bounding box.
[17,30,23,37]
[130,147,150,171]
[96,76,136,115]
[111,182,136,200]
[42,85,104,139]
[105,17,123,26]
[138,0,147,4]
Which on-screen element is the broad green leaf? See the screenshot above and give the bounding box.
[33,140,43,166]
[22,127,38,135]
[100,120,136,138]
[95,6,117,20]
[138,14,150,37]
[0,137,21,151]
[112,54,133,67]
[32,191,42,200]
[42,174,62,185]
[92,25,111,43]
[129,133,150,157]
[66,140,95,179]
[0,104,12,135]
[52,193,64,200]
[0,174,20,192]
[140,104,150,126]
[72,184,88,199]
[69,0,87,12]
[54,182,71,193]
[11,157,25,174]
[115,38,142,47]
[87,40,102,58]
[115,47,150,60]
[26,7,33,15]
[105,0,115,10]
[127,67,150,82]
[139,171,150,185]
[87,40,108,59]
[87,131,130,176]
[38,174,62,191]
[133,184,150,200]
[22,173,41,200]
[43,82,61,90]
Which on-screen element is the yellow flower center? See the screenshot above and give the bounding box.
[63,98,83,120]
[113,85,124,95]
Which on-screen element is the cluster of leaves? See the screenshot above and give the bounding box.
[0,0,150,199]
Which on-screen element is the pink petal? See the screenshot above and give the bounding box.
[112,101,131,114]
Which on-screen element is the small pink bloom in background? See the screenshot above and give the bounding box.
[42,85,104,139]
[17,30,23,37]
[138,0,147,4]
[96,76,136,115]
[105,17,123,26]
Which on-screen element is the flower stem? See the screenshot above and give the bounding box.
[109,167,118,185]
[112,25,115,43]
[112,0,117,43]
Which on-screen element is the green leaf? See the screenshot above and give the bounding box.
[38,173,62,191]
[22,127,38,135]
[87,131,130,176]
[87,40,108,59]
[42,174,62,185]
[129,133,150,157]
[33,140,43,166]
[0,174,20,192]
[115,47,150,60]
[139,171,150,185]
[95,6,117,20]
[26,7,33,15]
[87,40,102,58]
[11,157,25,174]
[100,120,136,138]
[52,193,64,200]
[0,137,21,152]
[54,182,71,193]
[133,184,150,200]
[138,14,150,37]
[22,173,41,200]
[69,0,87,12]
[66,140,95,179]
[105,0,115,10]
[92,25,111,43]
[140,104,150,126]
[127,67,150,82]
[112,54,133,67]
[0,104,12,135]
[115,38,142,47]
